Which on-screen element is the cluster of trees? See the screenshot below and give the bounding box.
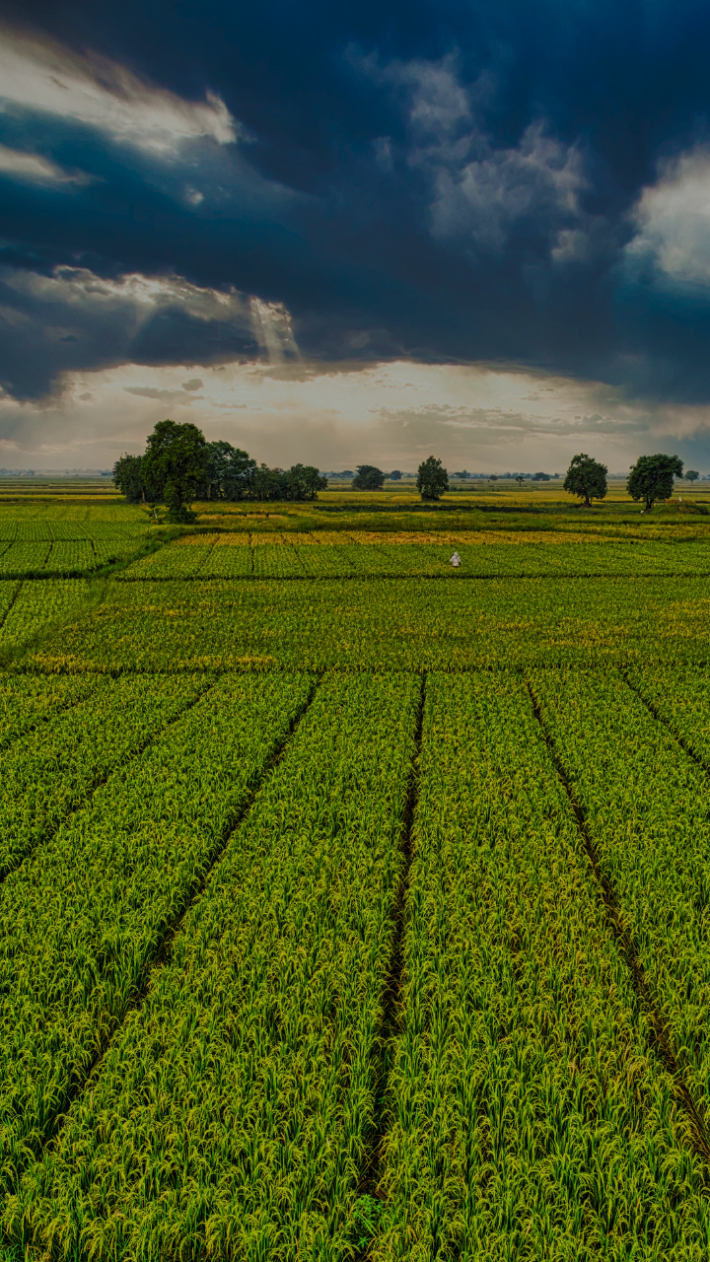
[351,458,448,500]
[113,421,327,521]
[564,452,698,510]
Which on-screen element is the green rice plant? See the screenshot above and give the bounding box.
[24,574,710,673]
[199,542,253,578]
[118,545,213,579]
[0,674,101,749]
[625,664,710,766]
[251,543,305,577]
[0,673,314,1199]
[0,542,52,575]
[530,668,710,1120]
[8,674,420,1261]
[1,579,89,652]
[0,673,210,878]
[374,673,710,1261]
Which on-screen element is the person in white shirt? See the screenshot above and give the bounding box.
[450,551,461,568]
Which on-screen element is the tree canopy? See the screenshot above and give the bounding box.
[199,442,256,501]
[417,455,448,501]
[352,465,385,490]
[686,470,700,483]
[113,422,328,510]
[140,420,208,522]
[563,453,608,507]
[627,453,683,511]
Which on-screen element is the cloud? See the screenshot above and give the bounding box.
[626,147,710,287]
[2,0,710,422]
[0,142,90,183]
[0,264,302,399]
[0,26,237,154]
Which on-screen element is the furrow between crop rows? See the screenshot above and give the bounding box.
[526,676,710,1166]
[0,673,216,882]
[528,670,710,1152]
[6,673,421,1261]
[370,673,710,1260]
[0,672,316,1200]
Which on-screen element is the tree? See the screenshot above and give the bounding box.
[417,455,449,501]
[533,471,551,481]
[200,441,256,500]
[112,454,145,504]
[352,465,385,490]
[563,453,608,508]
[488,474,498,485]
[452,470,470,479]
[686,470,700,484]
[388,469,403,481]
[515,475,526,488]
[627,453,683,511]
[281,464,327,501]
[140,420,208,523]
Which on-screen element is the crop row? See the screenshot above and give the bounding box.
[6,672,710,1259]
[530,670,710,1116]
[376,673,710,1259]
[0,672,314,1201]
[0,673,212,879]
[0,538,142,577]
[0,521,148,542]
[8,673,420,1259]
[0,579,89,654]
[0,673,100,749]
[625,663,710,766]
[120,539,710,581]
[25,575,710,673]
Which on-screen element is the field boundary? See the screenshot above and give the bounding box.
[526,676,710,1170]
[620,669,710,777]
[0,676,220,886]
[356,671,426,1228]
[28,674,322,1173]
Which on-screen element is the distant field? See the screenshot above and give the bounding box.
[3,491,710,1260]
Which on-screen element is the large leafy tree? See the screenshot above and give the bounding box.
[281,464,328,501]
[627,453,683,511]
[200,441,256,500]
[352,465,385,490]
[112,454,145,504]
[686,470,700,484]
[140,420,208,523]
[417,455,448,501]
[563,453,608,507]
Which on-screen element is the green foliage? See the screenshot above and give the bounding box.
[199,440,256,500]
[349,1194,384,1248]
[627,452,683,510]
[416,455,448,500]
[685,469,700,483]
[352,464,385,490]
[563,452,608,506]
[531,667,710,1122]
[112,453,145,503]
[378,673,710,1257]
[0,674,313,1206]
[388,469,402,480]
[8,677,419,1259]
[141,420,209,522]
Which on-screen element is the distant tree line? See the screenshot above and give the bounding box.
[113,420,327,522]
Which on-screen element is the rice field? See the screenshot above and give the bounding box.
[2,495,710,1259]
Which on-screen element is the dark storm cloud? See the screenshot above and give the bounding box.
[2,0,710,401]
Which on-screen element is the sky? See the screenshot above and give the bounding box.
[1,1,710,472]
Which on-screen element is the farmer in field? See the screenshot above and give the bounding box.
[450,551,462,568]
